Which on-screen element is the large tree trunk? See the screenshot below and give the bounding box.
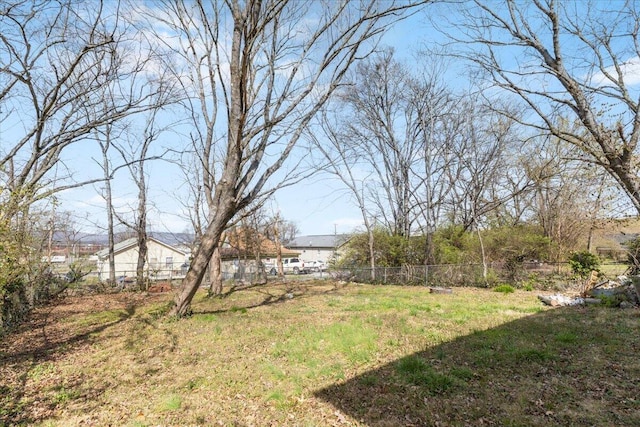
[171,3,246,317]
[106,193,116,285]
[171,217,227,316]
[173,159,239,315]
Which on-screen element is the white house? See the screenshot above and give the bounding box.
[286,234,350,265]
[95,236,190,281]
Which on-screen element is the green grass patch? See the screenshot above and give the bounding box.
[493,284,515,294]
[157,394,182,412]
[27,362,56,380]
[52,386,80,405]
[70,308,130,327]
[554,331,579,343]
[395,355,458,395]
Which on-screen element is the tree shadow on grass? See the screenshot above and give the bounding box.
[194,280,349,315]
[314,306,640,426]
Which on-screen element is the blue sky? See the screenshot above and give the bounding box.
[52,7,441,237]
[9,1,639,237]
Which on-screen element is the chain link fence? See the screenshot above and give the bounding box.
[328,262,629,289]
[92,262,189,284]
[85,259,630,289]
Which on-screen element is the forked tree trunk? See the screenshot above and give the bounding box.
[172,181,237,315]
[167,0,421,316]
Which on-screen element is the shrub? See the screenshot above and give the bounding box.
[568,251,600,278]
[596,293,626,308]
[339,228,427,267]
[625,236,640,275]
[1,216,64,334]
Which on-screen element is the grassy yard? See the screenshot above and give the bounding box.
[1,281,639,426]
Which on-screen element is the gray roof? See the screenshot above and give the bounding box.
[51,231,194,247]
[95,236,188,258]
[287,234,350,249]
[96,238,136,258]
[148,232,194,247]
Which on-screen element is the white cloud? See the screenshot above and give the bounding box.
[589,56,640,87]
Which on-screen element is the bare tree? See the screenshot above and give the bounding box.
[310,111,378,279]
[139,0,425,316]
[95,122,122,285]
[442,0,640,214]
[340,51,424,237]
[261,211,286,278]
[110,111,157,290]
[526,138,616,259]
[444,100,526,231]
[0,1,164,224]
[315,50,459,267]
[269,212,285,278]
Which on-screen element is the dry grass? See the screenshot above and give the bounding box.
[1,280,639,426]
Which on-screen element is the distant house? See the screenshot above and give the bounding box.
[44,232,110,263]
[95,236,191,281]
[286,234,350,265]
[219,228,299,279]
[47,231,194,264]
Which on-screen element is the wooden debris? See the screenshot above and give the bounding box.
[429,287,453,294]
[148,282,172,293]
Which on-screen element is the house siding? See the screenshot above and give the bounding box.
[96,239,189,281]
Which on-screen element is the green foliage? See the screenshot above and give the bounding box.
[1,211,66,333]
[624,236,640,275]
[0,218,29,333]
[493,284,515,294]
[476,225,551,263]
[482,226,552,283]
[339,227,428,267]
[432,225,474,264]
[568,251,600,278]
[343,224,553,270]
[340,224,559,289]
[522,273,540,291]
[597,294,625,308]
